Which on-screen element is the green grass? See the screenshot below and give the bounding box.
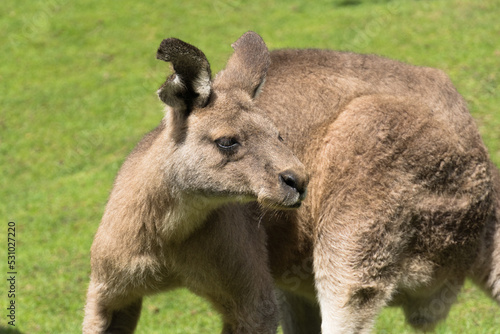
[1,0,499,332]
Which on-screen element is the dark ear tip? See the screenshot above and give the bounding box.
[155,37,212,108]
[156,48,164,60]
[156,38,183,61]
[156,39,170,61]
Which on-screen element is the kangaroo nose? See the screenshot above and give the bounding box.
[279,170,308,200]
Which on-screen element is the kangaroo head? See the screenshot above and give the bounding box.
[156,32,308,209]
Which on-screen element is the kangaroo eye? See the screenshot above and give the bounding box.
[278,134,284,142]
[215,137,239,151]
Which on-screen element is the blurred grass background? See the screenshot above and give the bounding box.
[1,0,499,333]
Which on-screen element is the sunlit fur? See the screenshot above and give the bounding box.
[83,32,499,334]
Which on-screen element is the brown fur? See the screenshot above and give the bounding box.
[83,32,499,333]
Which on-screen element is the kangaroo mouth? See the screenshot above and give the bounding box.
[198,187,305,210]
[283,201,302,209]
[257,191,304,210]
[258,198,303,210]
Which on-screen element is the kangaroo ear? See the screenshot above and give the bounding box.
[215,31,270,99]
[156,38,212,111]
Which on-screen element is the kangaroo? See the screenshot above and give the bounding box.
[83,31,500,333]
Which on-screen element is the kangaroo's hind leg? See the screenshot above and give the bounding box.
[311,95,440,333]
[314,220,401,334]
